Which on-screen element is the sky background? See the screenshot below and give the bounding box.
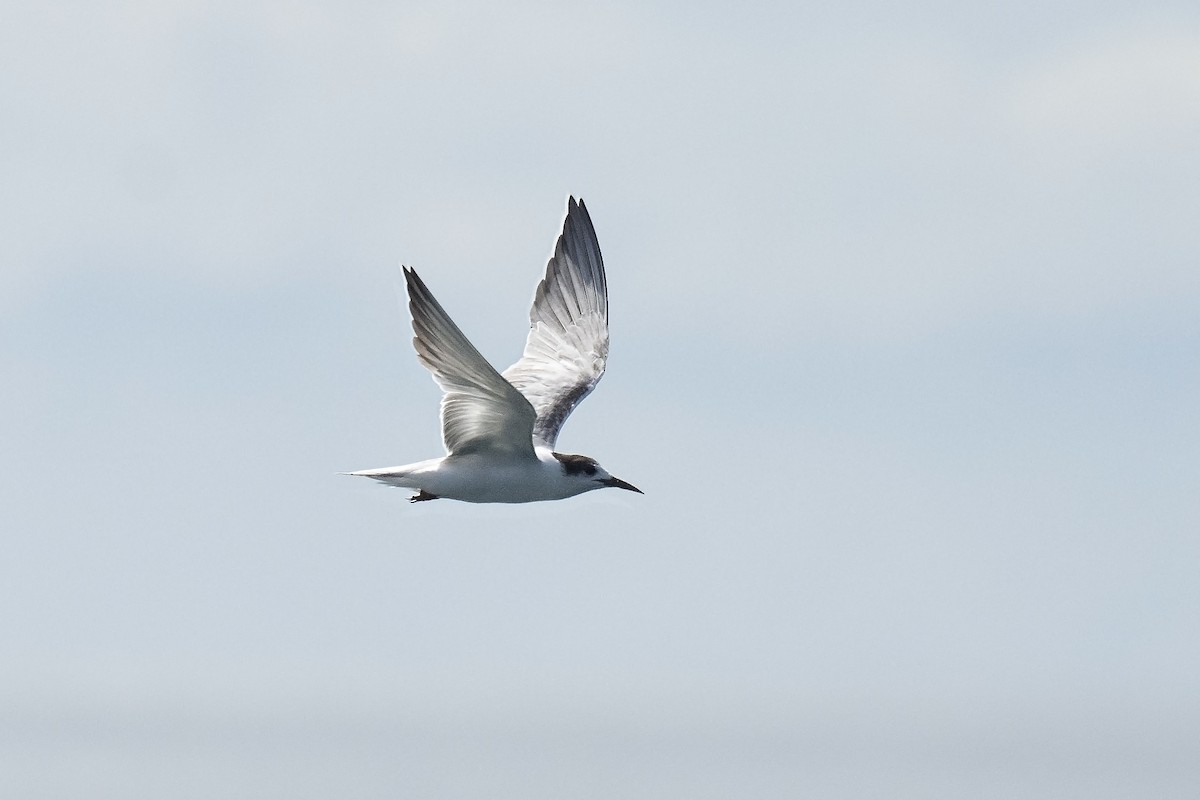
[2,1,1199,797]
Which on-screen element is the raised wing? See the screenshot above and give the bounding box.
[502,197,609,450]
[404,266,537,457]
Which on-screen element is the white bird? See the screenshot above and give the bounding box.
[346,197,642,503]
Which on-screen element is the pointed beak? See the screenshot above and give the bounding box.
[601,476,643,494]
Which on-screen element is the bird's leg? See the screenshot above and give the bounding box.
[410,489,440,503]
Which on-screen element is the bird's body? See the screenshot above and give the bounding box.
[348,449,609,504]
[346,197,641,504]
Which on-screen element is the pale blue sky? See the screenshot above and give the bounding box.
[2,2,1198,797]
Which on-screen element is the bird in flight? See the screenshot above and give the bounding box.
[346,197,642,503]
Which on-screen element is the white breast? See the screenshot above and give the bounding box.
[417,451,584,503]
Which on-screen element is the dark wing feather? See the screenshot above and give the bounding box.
[405,266,537,457]
[502,197,609,449]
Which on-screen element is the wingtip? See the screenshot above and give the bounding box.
[403,265,429,301]
[565,196,592,230]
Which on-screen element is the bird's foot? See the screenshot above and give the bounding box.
[410,489,440,503]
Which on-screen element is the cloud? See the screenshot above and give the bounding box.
[3,4,1197,340]
[1002,26,1200,166]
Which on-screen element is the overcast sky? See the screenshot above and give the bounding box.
[2,2,1198,798]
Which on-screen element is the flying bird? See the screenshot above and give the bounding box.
[346,197,642,503]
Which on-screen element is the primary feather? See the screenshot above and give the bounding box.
[502,197,610,449]
[404,266,537,457]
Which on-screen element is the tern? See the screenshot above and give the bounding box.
[346,197,642,503]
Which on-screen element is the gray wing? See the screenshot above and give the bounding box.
[501,197,609,450]
[404,266,537,457]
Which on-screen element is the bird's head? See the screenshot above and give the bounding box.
[552,452,643,496]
